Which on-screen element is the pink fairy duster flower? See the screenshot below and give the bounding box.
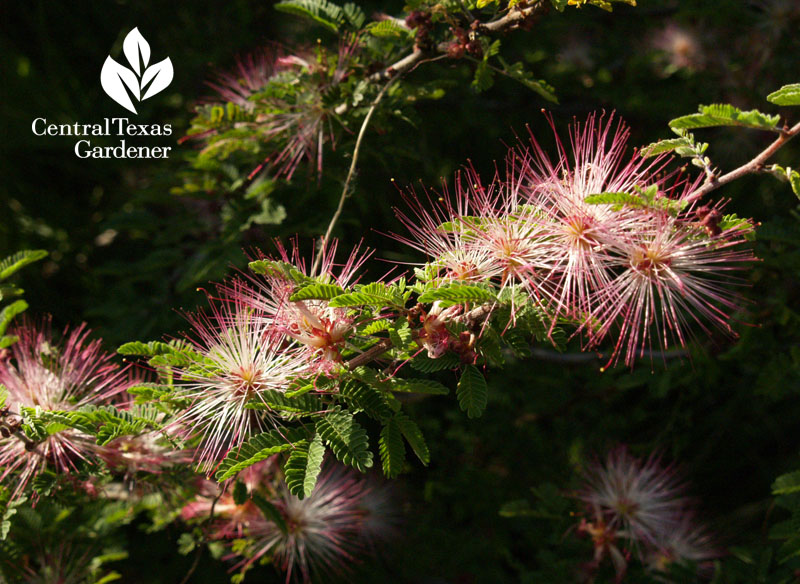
[590,205,753,367]
[415,301,464,359]
[577,447,687,550]
[170,297,308,473]
[99,430,191,475]
[576,512,630,583]
[0,319,133,497]
[206,48,285,110]
[391,174,500,284]
[511,113,670,326]
[238,464,390,583]
[226,239,373,375]
[196,41,359,181]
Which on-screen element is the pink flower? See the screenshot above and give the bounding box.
[392,172,502,284]
[225,239,373,374]
[577,447,686,549]
[196,41,359,180]
[236,464,393,583]
[0,319,133,497]
[590,203,753,367]
[646,513,719,577]
[511,113,670,326]
[170,296,308,473]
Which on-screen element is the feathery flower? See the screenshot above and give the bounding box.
[226,239,373,374]
[196,40,359,180]
[511,113,670,325]
[0,319,132,496]
[392,172,504,284]
[237,464,391,583]
[590,205,753,367]
[646,513,718,578]
[577,447,686,549]
[170,296,307,473]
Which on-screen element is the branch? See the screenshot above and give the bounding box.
[367,1,545,83]
[312,79,394,275]
[347,338,394,370]
[691,120,800,200]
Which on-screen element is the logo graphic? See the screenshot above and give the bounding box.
[101,28,173,114]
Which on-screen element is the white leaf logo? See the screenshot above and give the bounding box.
[101,27,173,114]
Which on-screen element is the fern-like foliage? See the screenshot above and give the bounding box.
[314,408,373,472]
[289,283,344,301]
[767,83,800,106]
[457,365,488,419]
[379,416,405,478]
[669,104,781,131]
[215,428,306,481]
[418,283,497,306]
[0,250,47,282]
[284,433,326,498]
[275,0,364,32]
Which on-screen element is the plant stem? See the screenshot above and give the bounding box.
[347,338,394,370]
[692,120,800,200]
[312,79,394,276]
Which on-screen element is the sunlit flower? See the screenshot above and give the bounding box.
[590,206,753,367]
[392,172,503,283]
[170,297,308,473]
[0,319,132,497]
[512,113,668,326]
[225,239,373,374]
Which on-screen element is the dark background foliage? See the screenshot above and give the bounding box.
[2,1,800,582]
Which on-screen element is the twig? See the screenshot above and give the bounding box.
[347,338,394,370]
[311,79,394,276]
[692,120,800,200]
[367,1,544,83]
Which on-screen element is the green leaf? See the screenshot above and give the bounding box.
[338,379,393,421]
[342,2,365,28]
[640,137,694,158]
[388,321,414,350]
[0,300,28,336]
[767,83,800,106]
[0,250,47,281]
[289,283,344,301]
[328,283,399,308]
[418,284,497,306]
[410,352,461,373]
[669,104,781,131]
[773,470,800,495]
[248,260,311,285]
[457,365,488,418]
[394,412,429,465]
[284,434,325,499]
[215,428,304,481]
[472,61,494,92]
[364,19,408,38]
[232,480,248,505]
[389,378,449,395]
[314,408,373,472]
[275,0,344,32]
[379,416,405,478]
